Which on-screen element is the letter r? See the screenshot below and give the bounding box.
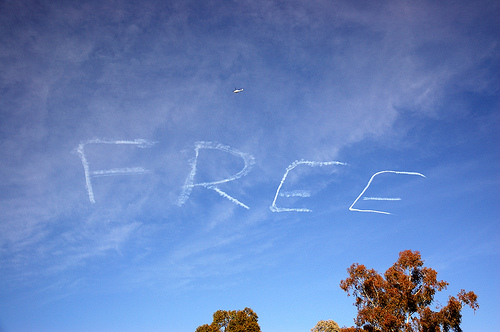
[177,141,255,209]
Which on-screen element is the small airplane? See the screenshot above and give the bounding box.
[233,87,244,93]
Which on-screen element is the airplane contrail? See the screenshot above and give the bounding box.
[76,142,95,203]
[177,141,255,208]
[270,160,347,212]
[363,197,402,201]
[76,138,156,203]
[280,190,311,198]
[210,186,250,209]
[91,167,150,177]
[349,170,426,214]
[84,138,156,147]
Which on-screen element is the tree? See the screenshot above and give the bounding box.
[339,250,478,332]
[312,319,341,332]
[195,307,261,332]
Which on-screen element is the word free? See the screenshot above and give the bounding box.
[76,139,425,215]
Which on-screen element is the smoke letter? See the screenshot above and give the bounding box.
[76,138,156,203]
[177,141,255,209]
[270,160,347,212]
[349,170,426,215]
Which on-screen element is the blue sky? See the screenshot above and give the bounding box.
[0,0,498,331]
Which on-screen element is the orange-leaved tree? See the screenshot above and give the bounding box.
[339,250,478,332]
[195,307,261,332]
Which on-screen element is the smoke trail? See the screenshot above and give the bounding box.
[349,171,426,215]
[177,141,255,208]
[85,138,156,148]
[92,167,150,177]
[210,186,250,210]
[280,190,311,198]
[363,197,402,201]
[76,142,95,203]
[75,138,156,203]
[270,160,347,212]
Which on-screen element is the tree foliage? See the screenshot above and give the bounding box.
[312,319,341,332]
[339,250,478,332]
[195,307,261,332]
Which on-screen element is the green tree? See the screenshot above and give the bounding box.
[195,307,261,332]
[339,250,478,332]
[312,319,341,332]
